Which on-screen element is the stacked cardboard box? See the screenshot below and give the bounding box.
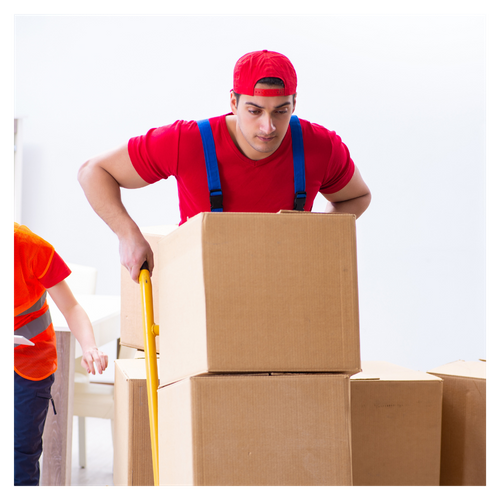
[120,225,177,353]
[428,360,486,486]
[350,361,443,486]
[117,214,456,486]
[159,373,352,485]
[155,211,361,485]
[113,357,156,486]
[114,358,448,486]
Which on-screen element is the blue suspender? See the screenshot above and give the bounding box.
[289,115,307,211]
[197,115,306,212]
[198,118,223,212]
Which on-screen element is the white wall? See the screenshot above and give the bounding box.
[15,15,486,372]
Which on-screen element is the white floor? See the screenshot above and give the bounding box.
[71,415,114,486]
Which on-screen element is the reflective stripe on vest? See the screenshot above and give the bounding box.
[15,308,52,342]
[14,291,52,346]
[197,115,307,212]
[16,291,47,317]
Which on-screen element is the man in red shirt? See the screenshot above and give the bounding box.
[78,50,371,283]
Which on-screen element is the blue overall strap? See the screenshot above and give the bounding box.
[197,119,223,212]
[289,115,307,211]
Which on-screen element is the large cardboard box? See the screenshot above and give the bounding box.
[113,358,157,486]
[350,361,443,486]
[158,373,352,486]
[158,211,360,384]
[120,225,177,352]
[428,360,486,486]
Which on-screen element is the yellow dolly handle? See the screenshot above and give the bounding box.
[139,261,160,486]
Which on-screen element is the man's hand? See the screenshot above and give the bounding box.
[119,230,155,283]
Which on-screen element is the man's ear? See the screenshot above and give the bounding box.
[292,93,297,113]
[230,91,238,114]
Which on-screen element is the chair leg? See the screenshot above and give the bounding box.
[78,416,86,469]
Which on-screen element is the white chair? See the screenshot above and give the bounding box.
[64,263,97,296]
[65,263,119,469]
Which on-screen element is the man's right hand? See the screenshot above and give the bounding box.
[119,231,154,283]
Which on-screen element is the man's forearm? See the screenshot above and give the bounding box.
[324,192,371,219]
[78,159,138,238]
[78,159,154,281]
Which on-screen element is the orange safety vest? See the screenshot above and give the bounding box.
[14,223,58,381]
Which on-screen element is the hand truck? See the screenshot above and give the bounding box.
[139,261,160,486]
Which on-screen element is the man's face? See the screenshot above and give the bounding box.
[230,83,296,161]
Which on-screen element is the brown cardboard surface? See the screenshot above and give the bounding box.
[120,225,177,352]
[113,358,157,486]
[428,360,486,486]
[158,212,360,384]
[429,359,486,379]
[158,373,352,486]
[350,361,443,486]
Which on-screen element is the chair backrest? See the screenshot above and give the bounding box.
[65,262,98,295]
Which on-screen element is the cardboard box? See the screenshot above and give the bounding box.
[120,225,177,352]
[428,360,486,486]
[113,358,158,486]
[350,361,443,486]
[158,373,352,486]
[158,212,360,384]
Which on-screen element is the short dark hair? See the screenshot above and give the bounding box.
[234,77,285,105]
[255,77,285,87]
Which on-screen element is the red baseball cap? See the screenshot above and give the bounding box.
[233,50,297,97]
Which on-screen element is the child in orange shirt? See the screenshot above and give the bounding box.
[14,223,108,486]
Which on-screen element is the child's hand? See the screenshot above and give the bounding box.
[81,347,109,375]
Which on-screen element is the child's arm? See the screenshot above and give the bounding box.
[46,280,109,375]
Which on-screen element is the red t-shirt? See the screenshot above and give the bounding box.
[128,114,355,224]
